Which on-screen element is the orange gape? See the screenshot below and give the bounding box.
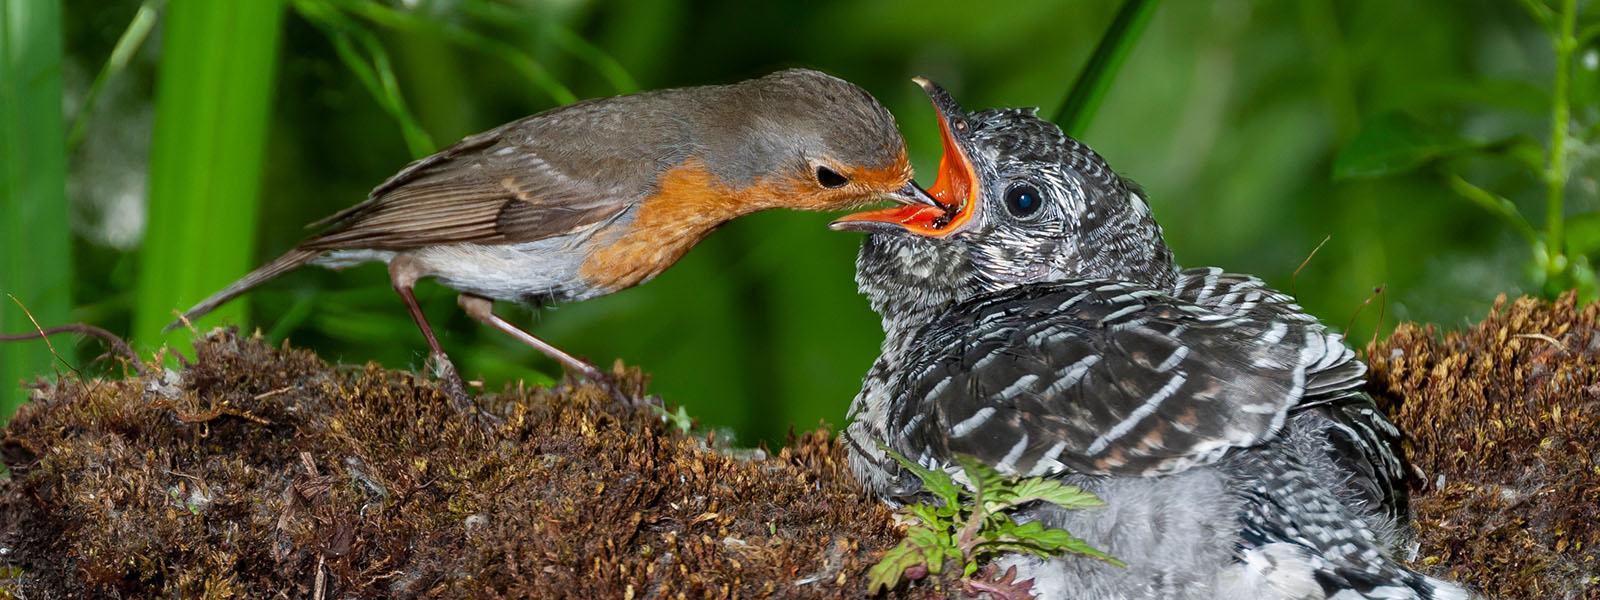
[165,68,937,417]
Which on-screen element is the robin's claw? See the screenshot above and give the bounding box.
[428,351,503,435]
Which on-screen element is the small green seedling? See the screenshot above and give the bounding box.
[651,403,694,435]
[867,447,1121,595]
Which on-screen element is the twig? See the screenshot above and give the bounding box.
[313,554,326,600]
[2,296,150,377]
[1513,333,1566,352]
[1343,285,1387,347]
[1291,235,1332,298]
[253,386,295,401]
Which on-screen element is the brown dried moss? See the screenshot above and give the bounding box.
[11,293,1599,599]
[1368,293,1600,600]
[0,329,916,599]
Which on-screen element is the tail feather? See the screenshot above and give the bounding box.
[163,248,321,333]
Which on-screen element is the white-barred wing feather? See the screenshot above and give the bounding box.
[885,279,1349,479]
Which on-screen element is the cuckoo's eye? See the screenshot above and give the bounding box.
[815,166,849,188]
[1004,183,1043,219]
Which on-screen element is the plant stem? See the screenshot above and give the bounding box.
[1053,0,1163,137]
[956,500,988,566]
[1544,0,1576,284]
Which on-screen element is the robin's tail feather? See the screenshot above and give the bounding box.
[163,248,321,333]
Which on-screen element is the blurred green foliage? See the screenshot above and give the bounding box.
[1334,0,1599,300]
[136,0,285,349]
[1,0,73,423]
[6,0,1598,443]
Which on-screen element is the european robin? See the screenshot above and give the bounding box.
[169,68,935,408]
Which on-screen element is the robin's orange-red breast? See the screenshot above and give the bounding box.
[169,68,935,408]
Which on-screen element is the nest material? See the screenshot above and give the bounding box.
[1368,293,1600,600]
[0,330,909,599]
[2,293,1598,598]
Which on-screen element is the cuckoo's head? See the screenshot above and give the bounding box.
[831,78,1176,318]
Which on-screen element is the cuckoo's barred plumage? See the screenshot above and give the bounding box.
[831,79,1473,599]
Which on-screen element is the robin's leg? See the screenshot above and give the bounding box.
[455,293,606,382]
[388,255,479,418]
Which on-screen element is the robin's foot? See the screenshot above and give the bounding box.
[569,363,654,407]
[427,352,504,433]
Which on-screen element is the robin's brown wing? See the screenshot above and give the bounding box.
[888,279,1357,479]
[303,98,684,251]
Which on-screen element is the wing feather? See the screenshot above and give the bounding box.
[301,99,677,251]
[887,280,1332,478]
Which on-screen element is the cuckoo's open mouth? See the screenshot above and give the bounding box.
[829,78,976,236]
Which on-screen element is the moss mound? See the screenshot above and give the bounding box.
[1368,293,1600,599]
[0,330,904,598]
[6,294,1600,598]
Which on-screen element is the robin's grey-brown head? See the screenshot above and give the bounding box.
[699,69,925,209]
[831,78,1176,316]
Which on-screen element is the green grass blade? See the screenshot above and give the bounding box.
[296,0,436,157]
[65,0,161,154]
[1052,0,1163,137]
[1,0,74,422]
[539,21,638,94]
[454,0,639,94]
[331,0,578,105]
[134,0,286,349]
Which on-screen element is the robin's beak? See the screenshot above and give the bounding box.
[829,77,978,237]
[889,181,941,207]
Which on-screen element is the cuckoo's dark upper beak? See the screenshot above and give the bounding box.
[829,77,978,237]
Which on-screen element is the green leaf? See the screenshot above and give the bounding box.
[954,454,1011,507]
[867,540,927,594]
[1008,479,1108,511]
[883,444,962,506]
[454,0,639,95]
[1333,112,1489,179]
[921,531,956,575]
[904,502,943,526]
[1487,134,1549,175]
[983,520,1124,566]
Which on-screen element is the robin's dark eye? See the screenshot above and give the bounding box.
[1004,183,1043,218]
[815,166,849,189]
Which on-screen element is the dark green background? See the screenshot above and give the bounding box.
[12,0,1598,445]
